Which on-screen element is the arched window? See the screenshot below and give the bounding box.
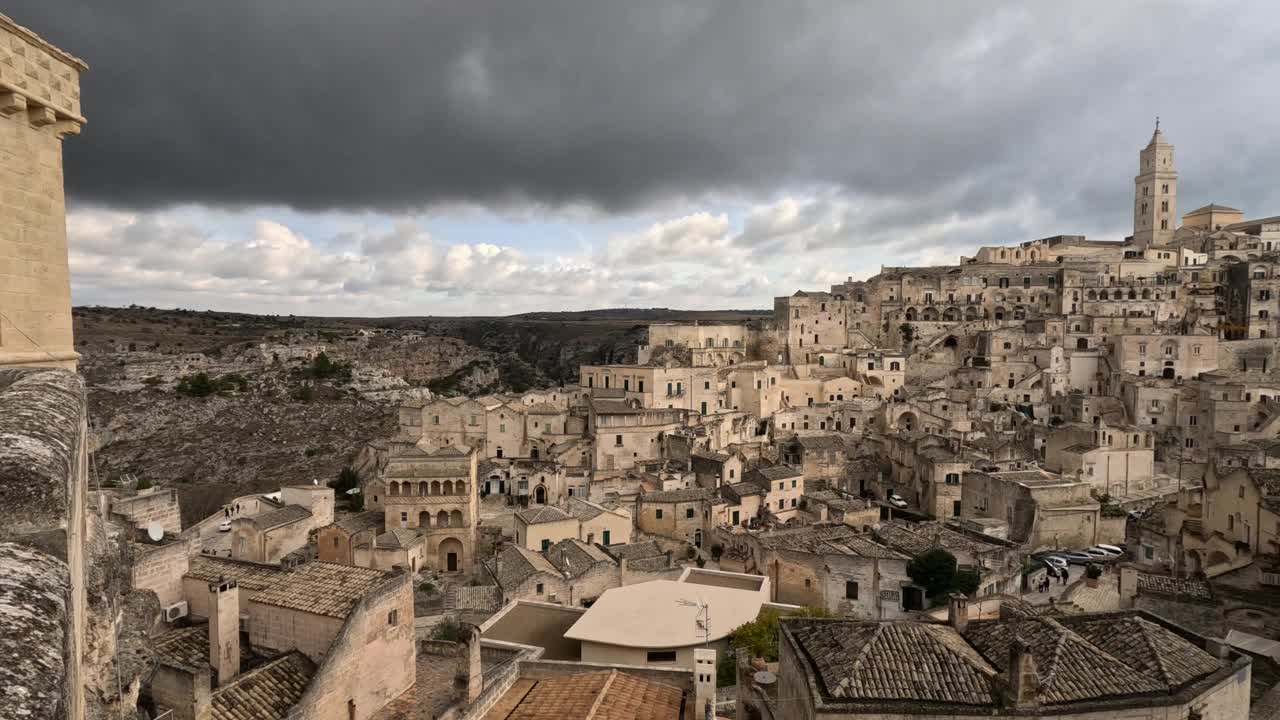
[437,510,450,527]
[890,361,901,371]
[451,509,464,527]
[418,482,428,496]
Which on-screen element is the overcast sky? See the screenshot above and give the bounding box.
[14,1,1280,316]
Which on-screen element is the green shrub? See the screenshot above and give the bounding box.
[431,617,468,642]
[729,607,832,662]
[716,652,736,688]
[135,476,153,491]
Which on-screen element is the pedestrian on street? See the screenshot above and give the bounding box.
[1062,569,1070,585]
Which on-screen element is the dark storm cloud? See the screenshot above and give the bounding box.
[12,1,1280,224]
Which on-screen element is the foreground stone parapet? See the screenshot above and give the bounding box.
[0,542,71,718]
[0,366,88,720]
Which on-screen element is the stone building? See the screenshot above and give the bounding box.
[229,485,334,564]
[736,524,917,617]
[152,560,415,720]
[634,487,714,547]
[961,469,1114,551]
[368,443,479,574]
[0,14,85,371]
[775,607,1251,719]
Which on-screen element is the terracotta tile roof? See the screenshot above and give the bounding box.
[638,488,712,504]
[1136,572,1213,602]
[757,524,905,560]
[785,613,1229,710]
[566,496,608,521]
[873,521,1005,558]
[331,511,384,535]
[210,651,315,720]
[963,615,1223,704]
[248,504,312,530]
[184,556,288,593]
[488,545,560,590]
[516,505,575,525]
[249,562,390,618]
[605,540,664,562]
[153,625,258,673]
[786,618,999,705]
[1066,616,1223,690]
[546,538,614,578]
[374,528,422,549]
[484,669,684,720]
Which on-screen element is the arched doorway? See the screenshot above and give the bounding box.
[1162,366,1175,379]
[438,537,464,573]
[534,485,546,504]
[1185,550,1202,575]
[694,529,703,548]
[1076,338,1088,349]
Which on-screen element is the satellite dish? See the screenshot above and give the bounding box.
[753,671,777,686]
[146,521,164,542]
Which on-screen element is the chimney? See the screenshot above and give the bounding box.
[734,646,751,720]
[192,666,213,720]
[947,593,969,632]
[1007,639,1039,710]
[208,579,240,685]
[466,623,484,703]
[1118,565,1139,609]
[1204,638,1231,659]
[694,648,717,720]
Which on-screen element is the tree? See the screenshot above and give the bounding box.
[899,323,915,346]
[907,548,958,598]
[728,607,832,662]
[716,652,737,688]
[952,569,981,596]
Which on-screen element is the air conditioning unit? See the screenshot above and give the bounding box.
[1261,570,1280,587]
[164,601,189,622]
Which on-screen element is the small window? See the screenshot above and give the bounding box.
[656,509,664,519]
[388,609,399,626]
[845,581,859,599]
[647,650,677,663]
[686,507,694,519]
[536,583,544,594]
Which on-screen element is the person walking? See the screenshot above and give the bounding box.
[1062,568,1070,586]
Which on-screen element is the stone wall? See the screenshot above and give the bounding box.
[0,367,87,720]
[286,572,415,720]
[130,537,191,607]
[0,14,85,370]
[109,488,182,535]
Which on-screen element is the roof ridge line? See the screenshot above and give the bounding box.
[1135,618,1175,686]
[584,669,619,720]
[848,623,887,675]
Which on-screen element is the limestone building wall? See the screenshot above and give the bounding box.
[108,489,183,535]
[285,574,416,720]
[0,15,85,370]
[130,538,191,607]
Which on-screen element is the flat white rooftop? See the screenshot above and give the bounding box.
[564,577,768,649]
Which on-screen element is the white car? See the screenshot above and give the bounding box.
[218,519,232,532]
[1041,555,1068,570]
[1094,544,1125,556]
[1082,547,1114,561]
[887,494,908,509]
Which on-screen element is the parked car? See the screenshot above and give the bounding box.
[1094,543,1125,556]
[1082,547,1115,561]
[1041,555,1068,570]
[887,494,908,509]
[218,519,232,532]
[1061,551,1094,565]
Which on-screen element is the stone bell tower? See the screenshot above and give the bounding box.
[0,13,86,370]
[1133,118,1176,247]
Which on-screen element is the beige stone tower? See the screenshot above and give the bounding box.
[0,14,86,370]
[1133,119,1176,247]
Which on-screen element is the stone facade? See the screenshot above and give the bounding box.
[370,443,479,573]
[0,14,85,370]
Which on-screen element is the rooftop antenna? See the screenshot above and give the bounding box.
[677,596,711,646]
[146,521,164,543]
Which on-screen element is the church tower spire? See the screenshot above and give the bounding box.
[1133,118,1177,246]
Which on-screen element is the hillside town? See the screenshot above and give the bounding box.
[4,10,1280,720]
